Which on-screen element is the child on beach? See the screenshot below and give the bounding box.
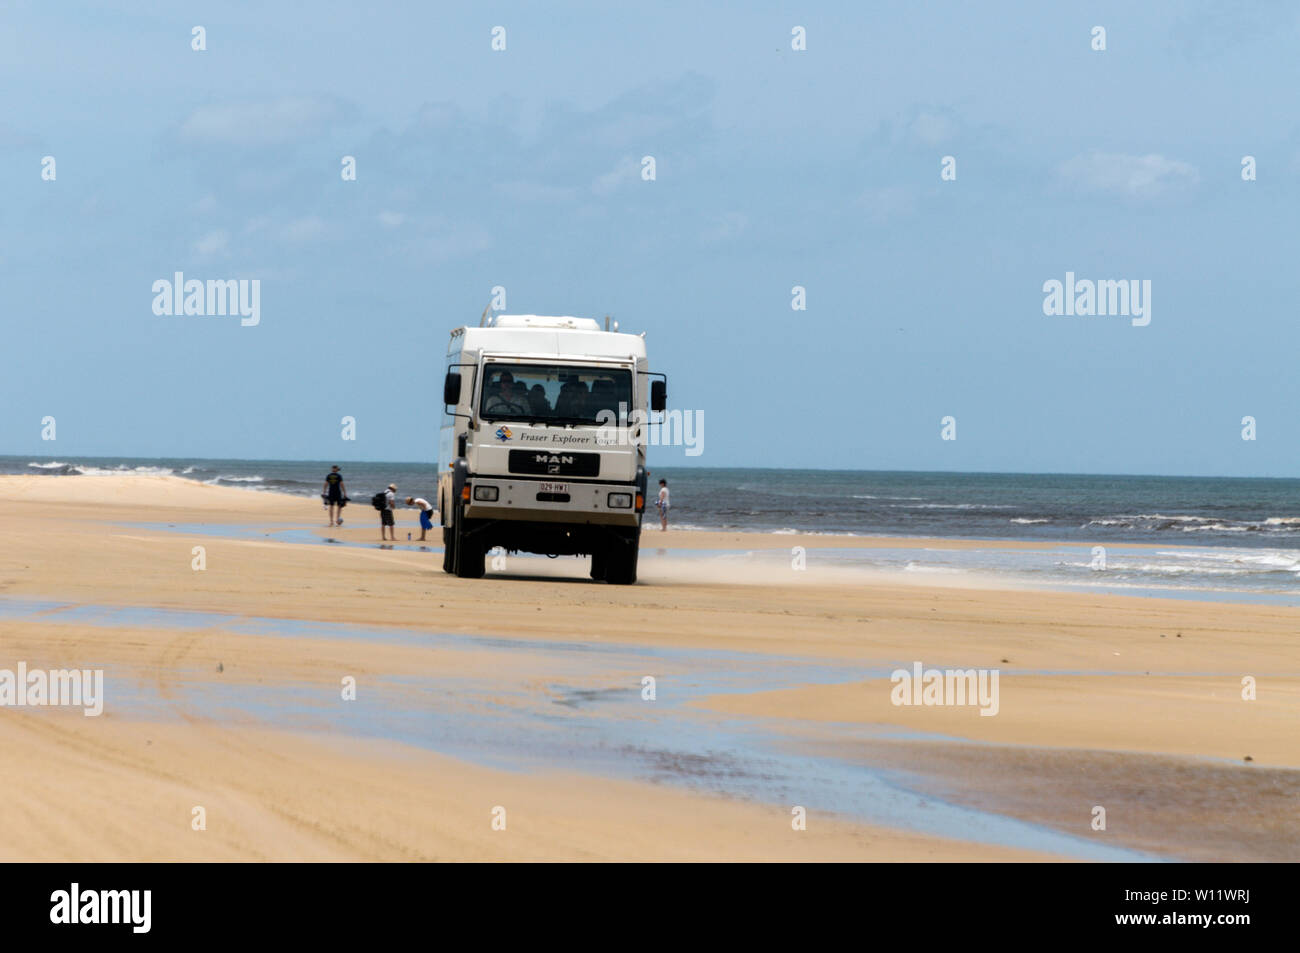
[655,479,670,531]
[406,496,434,541]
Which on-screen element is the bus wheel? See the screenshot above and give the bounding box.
[454,512,485,579]
[604,532,638,585]
[441,527,456,573]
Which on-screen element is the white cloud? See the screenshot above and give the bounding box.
[79,195,114,218]
[1058,152,1199,198]
[591,156,640,196]
[278,217,331,242]
[178,96,350,146]
[392,214,488,260]
[0,124,39,150]
[909,112,957,146]
[193,230,229,257]
[857,186,915,224]
[407,220,491,262]
[242,215,332,243]
[699,212,748,242]
[492,181,579,203]
[584,113,679,149]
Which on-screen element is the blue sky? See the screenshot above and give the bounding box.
[1,1,1298,475]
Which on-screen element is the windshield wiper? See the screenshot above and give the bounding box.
[480,414,618,427]
[538,416,605,426]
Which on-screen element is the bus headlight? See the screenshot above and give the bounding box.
[607,492,633,508]
[474,485,499,502]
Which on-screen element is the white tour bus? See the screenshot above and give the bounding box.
[438,313,666,584]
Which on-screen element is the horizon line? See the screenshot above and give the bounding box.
[1,452,1295,482]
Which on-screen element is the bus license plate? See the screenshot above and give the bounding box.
[538,482,568,494]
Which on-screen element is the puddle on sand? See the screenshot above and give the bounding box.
[1,595,1155,860]
[115,521,1300,606]
[117,521,432,553]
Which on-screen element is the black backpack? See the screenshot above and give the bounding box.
[371,492,388,511]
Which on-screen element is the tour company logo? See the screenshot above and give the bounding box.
[1042,271,1151,326]
[495,426,512,442]
[50,884,151,934]
[0,662,103,716]
[151,272,261,326]
[890,661,1000,716]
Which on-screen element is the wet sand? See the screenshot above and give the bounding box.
[0,474,1296,861]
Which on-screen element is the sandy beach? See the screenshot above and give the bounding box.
[0,474,1296,861]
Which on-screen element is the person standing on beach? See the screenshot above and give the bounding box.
[406,496,434,541]
[655,479,670,531]
[322,465,347,526]
[381,483,397,541]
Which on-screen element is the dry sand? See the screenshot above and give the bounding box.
[0,474,1296,861]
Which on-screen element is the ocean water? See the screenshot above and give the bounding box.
[656,468,1300,545]
[5,456,1297,598]
[4,455,447,513]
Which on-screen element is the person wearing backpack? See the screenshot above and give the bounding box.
[372,483,398,540]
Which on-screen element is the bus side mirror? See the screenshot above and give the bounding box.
[443,372,462,405]
[650,380,666,412]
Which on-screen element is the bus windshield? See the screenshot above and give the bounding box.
[479,363,633,425]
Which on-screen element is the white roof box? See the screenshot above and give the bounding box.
[490,314,601,331]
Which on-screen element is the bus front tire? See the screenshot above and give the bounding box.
[441,527,456,573]
[603,533,639,585]
[454,514,485,579]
